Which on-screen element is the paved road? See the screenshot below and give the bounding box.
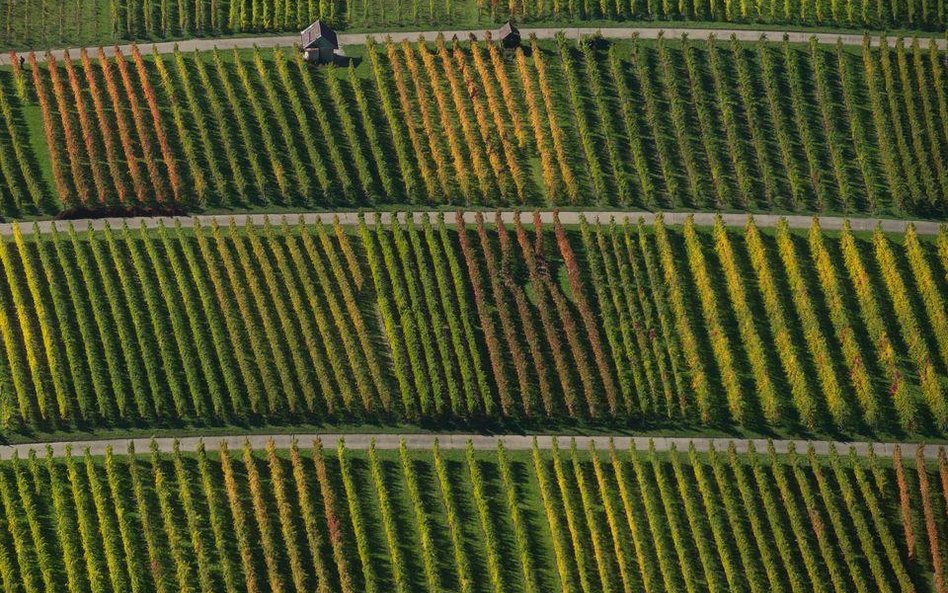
[1,25,943,64]
[1,210,943,236]
[0,432,941,460]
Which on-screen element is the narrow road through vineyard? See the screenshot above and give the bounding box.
[1,25,944,65]
[2,210,944,236]
[4,432,943,459]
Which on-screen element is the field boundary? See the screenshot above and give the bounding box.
[2,432,943,459]
[2,211,943,236]
[1,25,944,65]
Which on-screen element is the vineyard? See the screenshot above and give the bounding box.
[1,0,945,50]
[0,213,946,436]
[2,0,947,584]
[0,437,945,593]
[0,33,946,218]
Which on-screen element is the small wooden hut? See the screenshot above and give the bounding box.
[498,21,521,50]
[300,20,339,64]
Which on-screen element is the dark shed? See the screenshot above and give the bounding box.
[301,20,339,63]
[498,21,520,49]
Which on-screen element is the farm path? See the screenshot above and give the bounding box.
[1,211,943,236]
[0,432,941,459]
[1,25,944,65]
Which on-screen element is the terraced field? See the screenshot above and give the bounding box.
[0,437,945,593]
[0,212,945,437]
[1,33,946,218]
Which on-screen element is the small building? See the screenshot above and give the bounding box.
[498,21,520,50]
[301,20,339,64]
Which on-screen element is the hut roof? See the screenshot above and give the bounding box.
[499,21,520,40]
[301,20,338,50]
